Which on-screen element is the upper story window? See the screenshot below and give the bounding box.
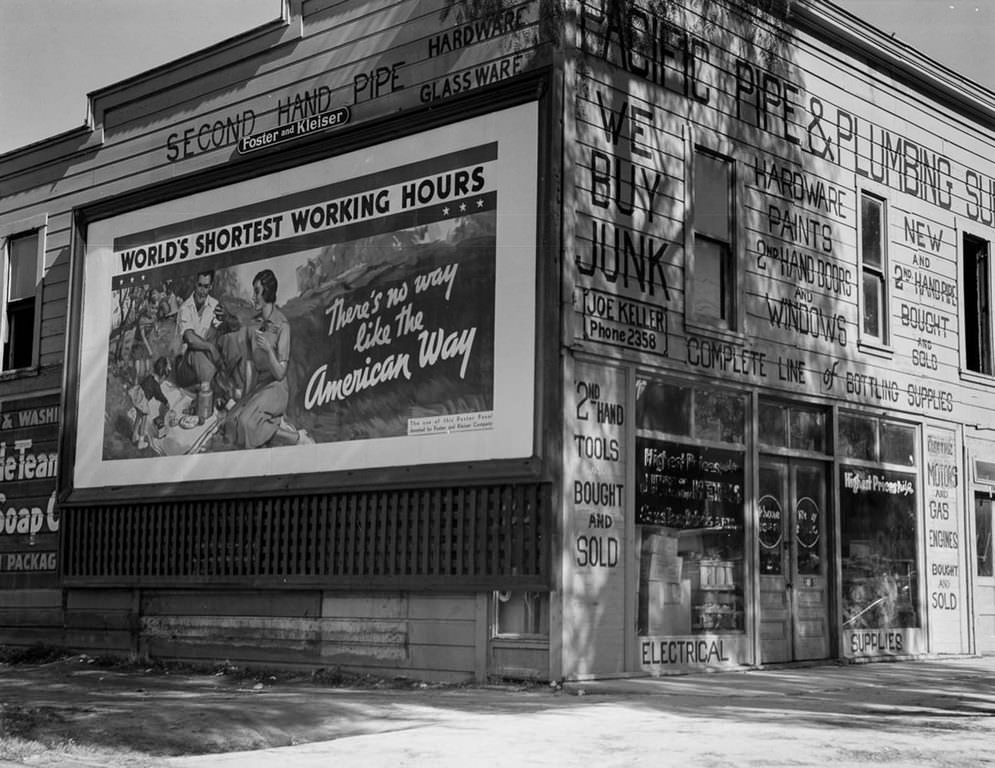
[1,223,44,372]
[859,191,888,346]
[963,233,992,376]
[688,148,736,330]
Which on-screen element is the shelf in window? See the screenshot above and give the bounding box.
[694,607,743,614]
[675,526,743,536]
[698,585,738,592]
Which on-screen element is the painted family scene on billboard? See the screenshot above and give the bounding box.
[75,104,537,489]
[103,192,497,460]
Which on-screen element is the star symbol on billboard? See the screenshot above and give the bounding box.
[459,202,467,212]
[442,206,450,216]
[476,198,485,208]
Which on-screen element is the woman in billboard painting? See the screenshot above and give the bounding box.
[225,269,312,448]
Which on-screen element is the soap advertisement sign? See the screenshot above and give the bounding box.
[0,393,60,587]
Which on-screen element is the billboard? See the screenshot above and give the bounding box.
[72,103,538,492]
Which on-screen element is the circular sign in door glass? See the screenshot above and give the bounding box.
[795,497,820,549]
[758,494,783,549]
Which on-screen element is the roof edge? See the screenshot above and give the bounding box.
[0,0,294,163]
[795,0,995,126]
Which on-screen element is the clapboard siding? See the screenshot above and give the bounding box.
[0,608,63,626]
[0,588,62,609]
[66,588,134,611]
[0,604,64,650]
[0,626,67,647]
[142,590,321,617]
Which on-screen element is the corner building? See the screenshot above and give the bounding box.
[0,0,993,680]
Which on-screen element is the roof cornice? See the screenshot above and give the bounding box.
[793,0,995,127]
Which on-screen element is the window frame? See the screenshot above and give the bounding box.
[974,494,994,579]
[685,140,742,336]
[857,189,890,352]
[837,412,922,634]
[491,590,549,639]
[961,231,994,379]
[0,214,46,374]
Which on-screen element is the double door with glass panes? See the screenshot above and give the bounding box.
[758,458,831,663]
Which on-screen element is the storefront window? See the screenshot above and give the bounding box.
[977,496,994,578]
[693,389,744,443]
[636,381,691,436]
[758,401,786,448]
[790,408,827,453]
[635,381,746,637]
[759,400,826,453]
[839,415,920,630]
[880,422,916,466]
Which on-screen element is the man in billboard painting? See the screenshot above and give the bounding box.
[174,269,242,425]
[225,269,311,447]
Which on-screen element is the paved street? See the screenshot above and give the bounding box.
[1,655,993,767]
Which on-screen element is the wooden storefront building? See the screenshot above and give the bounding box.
[1,0,994,680]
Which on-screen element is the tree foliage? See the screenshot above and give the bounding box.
[440,0,793,62]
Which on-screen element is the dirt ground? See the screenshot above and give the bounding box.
[0,650,483,766]
[2,649,995,767]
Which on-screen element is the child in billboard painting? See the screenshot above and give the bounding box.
[129,356,174,450]
[157,285,180,322]
[225,269,312,449]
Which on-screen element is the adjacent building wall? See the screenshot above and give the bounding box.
[558,0,994,676]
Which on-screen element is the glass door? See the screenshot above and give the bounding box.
[758,458,831,663]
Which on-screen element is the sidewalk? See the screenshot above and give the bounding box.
[1,655,994,767]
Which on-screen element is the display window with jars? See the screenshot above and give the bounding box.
[838,414,921,653]
[635,380,746,638]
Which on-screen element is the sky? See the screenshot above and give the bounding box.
[0,0,994,155]
[0,0,278,155]
[832,0,995,88]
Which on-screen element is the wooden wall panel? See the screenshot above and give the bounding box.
[977,584,995,653]
[58,589,491,681]
[142,590,321,617]
[141,639,319,668]
[0,626,66,647]
[0,588,61,609]
[490,642,548,680]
